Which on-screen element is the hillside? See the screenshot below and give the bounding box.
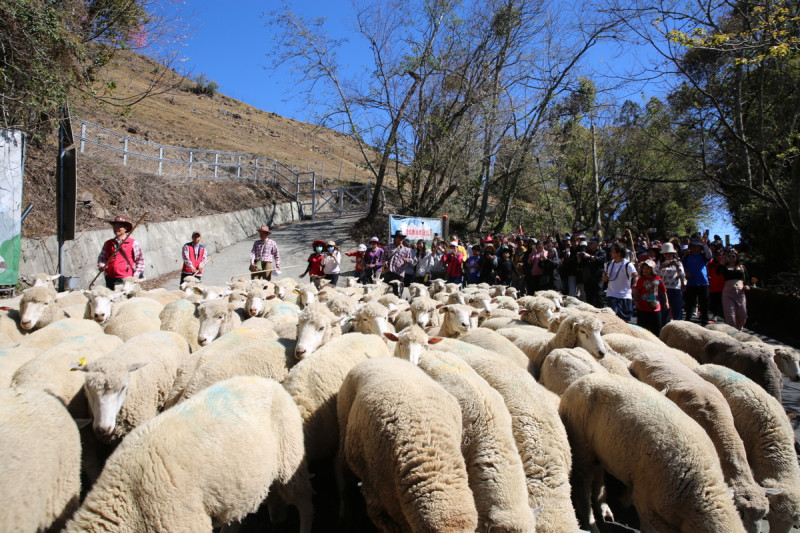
[22,50,384,237]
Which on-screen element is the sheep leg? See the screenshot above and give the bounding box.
[274,463,314,533]
[573,462,603,533]
[335,451,360,530]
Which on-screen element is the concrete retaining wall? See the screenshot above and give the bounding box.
[19,202,300,289]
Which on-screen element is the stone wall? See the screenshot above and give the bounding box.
[19,202,300,289]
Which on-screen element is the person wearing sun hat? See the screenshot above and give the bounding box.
[97,215,145,290]
[321,241,342,286]
[249,225,280,281]
[300,239,327,281]
[633,258,669,336]
[655,241,686,323]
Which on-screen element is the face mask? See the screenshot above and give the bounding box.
[315,246,323,252]
[327,246,334,251]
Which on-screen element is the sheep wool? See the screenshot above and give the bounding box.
[103,297,164,342]
[660,320,726,359]
[65,376,313,533]
[0,346,42,387]
[696,364,800,533]
[337,357,477,533]
[456,328,529,370]
[539,347,609,396]
[418,350,536,532]
[629,352,768,530]
[0,387,81,533]
[559,373,744,533]
[283,332,390,461]
[453,344,580,533]
[18,286,66,331]
[77,331,191,442]
[18,317,104,351]
[11,333,124,417]
[159,298,201,352]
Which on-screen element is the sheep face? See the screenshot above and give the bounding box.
[294,304,338,359]
[574,322,606,358]
[85,289,124,324]
[352,305,392,337]
[246,292,275,317]
[120,277,143,296]
[467,294,492,313]
[294,286,318,309]
[19,287,57,330]
[77,361,148,439]
[197,301,234,346]
[775,348,800,382]
[439,305,477,336]
[385,326,442,365]
[32,273,60,289]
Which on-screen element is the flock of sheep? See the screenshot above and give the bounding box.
[1,272,800,532]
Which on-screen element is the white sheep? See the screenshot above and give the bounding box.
[418,350,537,532]
[455,327,529,369]
[264,300,300,339]
[283,332,390,461]
[166,328,292,407]
[0,387,81,533]
[159,298,201,352]
[0,308,25,346]
[629,352,769,530]
[449,341,580,532]
[510,312,607,377]
[559,373,744,533]
[0,346,42,387]
[103,297,164,342]
[479,315,536,330]
[65,376,313,533]
[17,317,105,351]
[11,333,124,417]
[698,335,784,402]
[72,330,191,442]
[81,286,125,324]
[602,332,700,370]
[196,298,249,346]
[293,302,342,359]
[518,296,558,327]
[533,290,563,309]
[426,303,478,338]
[336,357,478,532]
[349,301,395,338]
[31,272,60,289]
[293,283,318,309]
[165,322,279,408]
[539,347,610,395]
[244,287,277,317]
[660,320,726,358]
[18,286,67,331]
[384,325,443,365]
[696,364,800,533]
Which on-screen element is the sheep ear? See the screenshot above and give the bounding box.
[470,310,479,317]
[438,306,448,314]
[435,303,443,309]
[428,337,443,345]
[384,332,399,342]
[267,294,276,300]
[764,487,784,496]
[128,362,149,372]
[519,310,526,315]
[69,362,88,372]
[111,292,126,301]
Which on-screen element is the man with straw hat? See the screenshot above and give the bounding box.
[249,225,280,281]
[97,215,145,290]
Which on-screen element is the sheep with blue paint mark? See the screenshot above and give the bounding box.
[65,376,314,533]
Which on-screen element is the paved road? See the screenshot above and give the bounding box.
[179,215,363,288]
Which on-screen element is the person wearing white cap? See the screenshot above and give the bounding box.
[656,242,686,323]
[345,244,367,280]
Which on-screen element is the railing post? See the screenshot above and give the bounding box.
[189,152,193,178]
[339,188,344,216]
[80,123,86,154]
[123,138,128,166]
[158,147,163,176]
[214,153,219,178]
[273,160,277,184]
[312,189,316,219]
[254,158,259,181]
[237,154,241,179]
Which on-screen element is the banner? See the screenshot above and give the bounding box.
[0,129,24,285]
[389,215,442,242]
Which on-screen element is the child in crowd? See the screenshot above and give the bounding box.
[633,259,668,336]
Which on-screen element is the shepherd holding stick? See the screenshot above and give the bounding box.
[92,213,148,289]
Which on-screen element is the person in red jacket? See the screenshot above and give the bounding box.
[632,259,668,336]
[97,216,145,290]
[181,231,209,284]
[707,247,726,321]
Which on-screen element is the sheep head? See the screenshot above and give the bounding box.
[294,302,340,359]
[568,314,606,358]
[774,347,800,382]
[439,304,478,337]
[385,325,442,365]
[352,302,393,337]
[245,289,275,317]
[197,299,237,346]
[72,358,148,441]
[83,287,125,324]
[19,286,58,330]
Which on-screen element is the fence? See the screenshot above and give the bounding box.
[73,119,371,219]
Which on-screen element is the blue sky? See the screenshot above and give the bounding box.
[173,0,740,241]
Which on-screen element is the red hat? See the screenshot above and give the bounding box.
[312,239,327,249]
[108,216,133,233]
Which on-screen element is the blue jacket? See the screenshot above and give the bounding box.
[683,253,709,286]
